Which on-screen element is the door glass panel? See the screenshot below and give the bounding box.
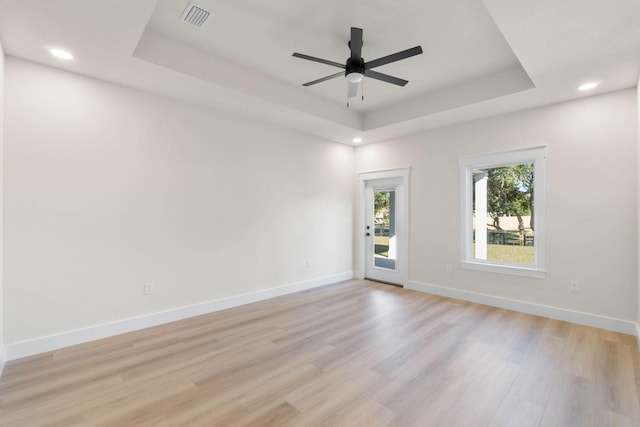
[374,190,396,270]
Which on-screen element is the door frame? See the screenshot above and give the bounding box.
[356,168,410,286]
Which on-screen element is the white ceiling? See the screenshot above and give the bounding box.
[0,0,639,145]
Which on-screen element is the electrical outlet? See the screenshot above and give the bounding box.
[144,282,154,295]
[570,280,580,293]
[445,264,453,273]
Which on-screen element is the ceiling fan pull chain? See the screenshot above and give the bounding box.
[347,83,350,108]
[362,78,365,101]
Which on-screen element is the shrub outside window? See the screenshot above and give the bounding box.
[459,147,546,278]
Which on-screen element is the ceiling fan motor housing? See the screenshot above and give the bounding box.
[345,57,365,78]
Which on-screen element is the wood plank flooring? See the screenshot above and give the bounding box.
[1,279,639,426]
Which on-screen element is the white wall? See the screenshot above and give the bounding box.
[3,55,637,355]
[357,89,638,322]
[3,57,355,345]
[0,38,5,370]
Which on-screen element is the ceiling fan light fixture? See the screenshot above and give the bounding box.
[346,72,364,83]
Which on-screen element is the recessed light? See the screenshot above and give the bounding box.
[352,137,363,143]
[47,47,74,60]
[578,81,600,91]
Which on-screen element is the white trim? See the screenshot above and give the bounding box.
[459,146,547,278]
[357,168,410,285]
[406,280,638,336]
[0,348,5,378]
[358,168,411,182]
[459,145,548,168]
[356,176,365,280]
[460,261,547,279]
[635,322,640,352]
[4,271,354,361]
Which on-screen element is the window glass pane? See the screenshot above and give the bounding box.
[472,163,534,265]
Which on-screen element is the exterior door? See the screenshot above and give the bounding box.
[358,169,409,286]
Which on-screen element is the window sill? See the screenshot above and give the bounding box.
[460,260,546,279]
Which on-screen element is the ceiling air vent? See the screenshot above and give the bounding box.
[181,2,212,28]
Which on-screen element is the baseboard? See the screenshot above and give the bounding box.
[0,347,5,378]
[5,271,354,361]
[406,281,638,337]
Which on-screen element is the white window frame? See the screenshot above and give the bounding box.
[459,146,547,279]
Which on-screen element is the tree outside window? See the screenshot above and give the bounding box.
[473,163,534,264]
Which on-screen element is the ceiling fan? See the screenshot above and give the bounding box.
[292,27,423,104]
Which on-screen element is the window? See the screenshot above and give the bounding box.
[459,146,546,278]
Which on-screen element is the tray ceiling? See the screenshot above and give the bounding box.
[0,0,639,144]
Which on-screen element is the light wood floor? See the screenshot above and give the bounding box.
[1,279,639,426]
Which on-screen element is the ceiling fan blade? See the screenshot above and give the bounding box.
[292,52,345,69]
[302,71,344,86]
[348,81,358,98]
[365,46,423,70]
[350,27,363,61]
[365,70,408,86]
